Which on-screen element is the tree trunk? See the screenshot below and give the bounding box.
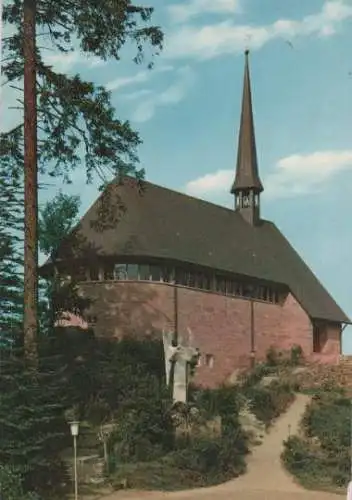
[23,0,38,364]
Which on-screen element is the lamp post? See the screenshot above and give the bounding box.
[249,287,255,368]
[69,421,80,500]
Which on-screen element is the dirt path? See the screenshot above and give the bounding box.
[99,394,342,500]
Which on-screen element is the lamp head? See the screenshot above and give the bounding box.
[69,421,80,437]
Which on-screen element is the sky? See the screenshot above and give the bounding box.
[1,0,352,352]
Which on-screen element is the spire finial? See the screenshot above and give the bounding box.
[231,49,263,225]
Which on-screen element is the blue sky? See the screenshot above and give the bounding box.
[1,0,352,352]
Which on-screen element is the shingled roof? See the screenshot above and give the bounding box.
[46,177,350,325]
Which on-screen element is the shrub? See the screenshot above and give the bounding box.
[191,385,243,419]
[266,346,281,366]
[0,349,69,496]
[303,395,350,453]
[108,379,249,490]
[290,345,303,366]
[282,392,350,490]
[0,465,41,500]
[239,362,273,390]
[245,380,294,427]
[282,436,323,481]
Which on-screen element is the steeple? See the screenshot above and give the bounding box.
[231,50,263,226]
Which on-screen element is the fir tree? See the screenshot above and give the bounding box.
[0,130,24,348]
[0,350,70,495]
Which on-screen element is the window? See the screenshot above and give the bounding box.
[194,273,203,289]
[273,290,279,304]
[258,286,267,301]
[150,265,162,281]
[139,264,150,281]
[202,274,212,290]
[205,354,214,368]
[104,263,114,280]
[175,268,187,285]
[226,279,235,295]
[313,323,327,353]
[87,315,97,325]
[266,288,274,302]
[188,272,196,288]
[114,264,128,280]
[161,266,173,283]
[242,190,250,208]
[216,275,226,293]
[89,265,99,281]
[127,264,139,280]
[183,271,191,286]
[242,283,254,298]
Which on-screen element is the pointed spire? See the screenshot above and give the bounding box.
[231,50,263,194]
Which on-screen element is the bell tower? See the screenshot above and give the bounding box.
[231,50,263,226]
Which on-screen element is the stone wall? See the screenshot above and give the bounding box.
[74,280,331,388]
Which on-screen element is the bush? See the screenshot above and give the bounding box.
[282,392,350,490]
[0,349,69,496]
[303,395,350,454]
[282,436,324,481]
[266,346,281,366]
[0,465,41,500]
[170,434,246,481]
[245,380,294,427]
[290,345,303,366]
[239,362,274,390]
[108,378,249,490]
[190,385,243,420]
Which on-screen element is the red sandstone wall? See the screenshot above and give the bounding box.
[177,288,312,387]
[77,281,319,388]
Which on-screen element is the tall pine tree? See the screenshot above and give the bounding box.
[2,0,163,356]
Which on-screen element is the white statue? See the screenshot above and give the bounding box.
[162,327,200,404]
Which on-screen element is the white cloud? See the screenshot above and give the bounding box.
[131,66,195,123]
[106,65,174,92]
[186,169,233,196]
[265,150,352,199]
[165,0,352,60]
[168,0,241,23]
[106,70,150,92]
[185,150,352,200]
[42,51,107,72]
[123,89,154,100]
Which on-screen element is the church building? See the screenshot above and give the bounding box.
[42,51,350,388]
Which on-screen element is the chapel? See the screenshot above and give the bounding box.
[41,51,350,388]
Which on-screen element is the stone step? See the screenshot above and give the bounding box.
[64,454,106,485]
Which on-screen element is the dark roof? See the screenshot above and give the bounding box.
[231,50,263,194]
[45,177,350,324]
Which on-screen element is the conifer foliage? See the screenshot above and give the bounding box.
[0,350,69,495]
[0,132,24,347]
[2,0,163,190]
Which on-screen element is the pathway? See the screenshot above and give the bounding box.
[98,394,343,500]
